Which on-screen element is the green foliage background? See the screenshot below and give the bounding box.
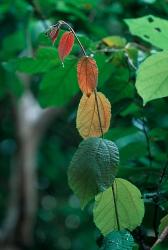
[1,0,168,249]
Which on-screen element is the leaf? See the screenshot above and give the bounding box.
[38,57,79,107]
[49,27,59,45]
[4,47,60,74]
[93,178,144,236]
[77,56,98,96]
[94,54,114,88]
[101,230,134,250]
[125,15,168,50]
[135,51,168,104]
[58,31,75,62]
[76,92,111,139]
[102,36,126,48]
[68,137,119,209]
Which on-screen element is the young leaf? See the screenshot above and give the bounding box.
[58,31,75,63]
[135,51,168,105]
[93,178,144,236]
[68,137,119,209]
[77,56,98,96]
[101,230,134,250]
[49,27,59,45]
[102,36,126,48]
[76,92,111,139]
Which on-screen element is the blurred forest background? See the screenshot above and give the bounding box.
[0,0,168,250]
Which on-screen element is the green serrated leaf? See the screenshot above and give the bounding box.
[68,138,119,209]
[93,178,144,235]
[135,51,168,104]
[101,230,134,250]
[125,15,168,50]
[38,57,78,107]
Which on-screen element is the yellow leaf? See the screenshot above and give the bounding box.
[76,92,111,139]
[102,36,126,48]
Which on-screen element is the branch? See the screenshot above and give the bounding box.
[152,227,168,249]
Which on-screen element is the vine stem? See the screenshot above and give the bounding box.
[112,182,120,231]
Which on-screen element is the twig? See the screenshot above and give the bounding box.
[152,227,168,249]
[159,159,168,186]
[112,182,120,231]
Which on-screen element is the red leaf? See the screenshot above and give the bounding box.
[49,27,59,45]
[58,31,75,62]
[77,56,98,96]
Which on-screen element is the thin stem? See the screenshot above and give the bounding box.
[112,183,120,231]
[142,117,152,168]
[152,159,168,239]
[32,0,49,30]
[94,89,104,138]
[159,159,168,186]
[58,20,87,56]
[56,21,104,138]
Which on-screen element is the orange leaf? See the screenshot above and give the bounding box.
[77,56,98,96]
[76,92,111,139]
[49,27,59,45]
[58,31,74,62]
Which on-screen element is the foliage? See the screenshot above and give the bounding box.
[135,51,168,105]
[101,230,134,250]
[68,138,119,208]
[76,92,111,138]
[1,1,168,250]
[93,178,144,235]
[125,15,168,50]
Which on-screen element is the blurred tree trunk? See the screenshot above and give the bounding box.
[0,90,62,249]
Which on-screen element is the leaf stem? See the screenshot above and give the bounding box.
[55,21,104,138]
[94,89,104,138]
[142,117,152,168]
[112,183,120,231]
[159,158,168,186]
[57,20,87,56]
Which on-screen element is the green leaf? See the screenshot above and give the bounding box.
[159,214,168,235]
[4,47,59,74]
[125,15,168,50]
[68,138,119,209]
[101,230,134,250]
[105,128,147,163]
[93,178,144,235]
[101,66,133,104]
[135,51,168,104]
[94,54,114,88]
[38,57,79,107]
